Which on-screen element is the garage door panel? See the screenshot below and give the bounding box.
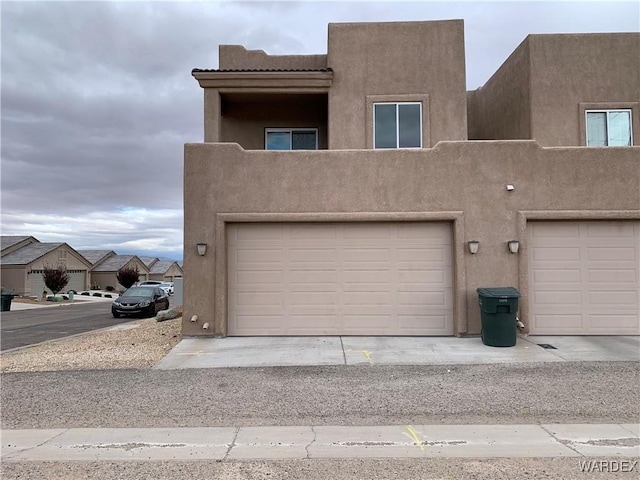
[396,223,449,239]
[342,292,393,305]
[534,290,583,306]
[236,292,283,306]
[343,269,390,283]
[535,314,585,331]
[235,248,283,263]
[532,269,581,283]
[531,223,581,238]
[588,269,637,283]
[236,270,284,284]
[585,222,636,238]
[398,291,448,307]
[290,270,337,283]
[289,248,337,262]
[587,247,637,261]
[590,315,640,332]
[397,247,447,262]
[342,248,391,262]
[290,292,338,305]
[289,315,340,330]
[398,269,447,284]
[236,225,284,241]
[235,315,285,332]
[289,225,337,240]
[528,221,640,335]
[588,290,638,306]
[531,247,581,261]
[399,314,449,331]
[343,224,391,239]
[228,222,454,336]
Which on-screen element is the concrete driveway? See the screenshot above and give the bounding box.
[153,335,640,369]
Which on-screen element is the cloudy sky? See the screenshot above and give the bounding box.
[2,0,638,261]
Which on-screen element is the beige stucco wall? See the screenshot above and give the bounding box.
[469,33,640,147]
[1,267,27,295]
[529,33,640,147]
[467,38,531,141]
[327,20,468,149]
[183,142,640,337]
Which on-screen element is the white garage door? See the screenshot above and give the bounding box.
[29,270,86,296]
[228,222,454,335]
[528,221,640,335]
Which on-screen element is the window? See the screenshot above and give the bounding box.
[374,103,422,149]
[265,128,318,150]
[586,110,632,146]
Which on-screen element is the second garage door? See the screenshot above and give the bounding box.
[228,222,454,335]
[528,221,640,335]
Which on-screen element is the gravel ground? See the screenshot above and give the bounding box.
[0,316,181,372]
[3,457,638,480]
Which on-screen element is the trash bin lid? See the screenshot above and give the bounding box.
[476,287,520,298]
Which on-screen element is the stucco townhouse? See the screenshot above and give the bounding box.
[183,20,639,338]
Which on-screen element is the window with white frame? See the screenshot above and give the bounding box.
[374,102,422,149]
[586,110,633,146]
[265,128,318,150]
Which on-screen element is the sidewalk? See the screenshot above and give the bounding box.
[3,424,638,461]
[8,293,114,311]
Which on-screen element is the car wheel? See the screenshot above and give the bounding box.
[112,311,121,318]
[147,305,156,318]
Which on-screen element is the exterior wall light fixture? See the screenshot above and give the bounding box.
[508,240,520,254]
[468,240,480,254]
[197,243,207,256]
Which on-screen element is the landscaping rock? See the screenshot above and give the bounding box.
[156,306,181,322]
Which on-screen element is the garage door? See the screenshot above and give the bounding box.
[528,221,640,335]
[228,222,453,335]
[29,270,86,296]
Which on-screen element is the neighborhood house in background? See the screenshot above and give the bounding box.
[0,236,183,295]
[183,20,639,338]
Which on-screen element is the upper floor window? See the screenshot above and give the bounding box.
[374,103,422,149]
[586,110,632,146]
[265,128,318,150]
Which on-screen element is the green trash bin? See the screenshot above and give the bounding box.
[477,287,520,347]
[1,294,14,312]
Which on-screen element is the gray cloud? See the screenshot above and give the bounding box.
[2,1,638,260]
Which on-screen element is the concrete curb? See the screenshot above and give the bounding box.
[2,424,638,461]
